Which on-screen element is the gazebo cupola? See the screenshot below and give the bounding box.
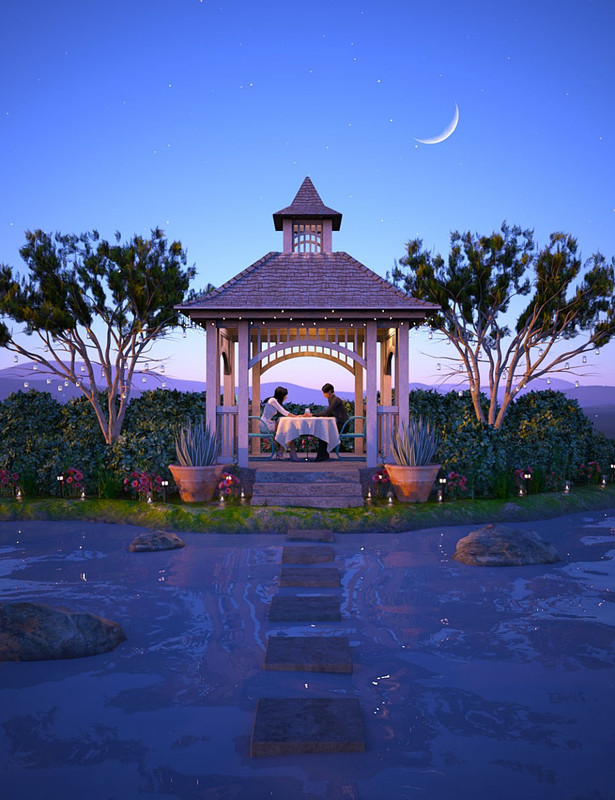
[273,176,342,254]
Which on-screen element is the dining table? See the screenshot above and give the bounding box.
[275,416,340,453]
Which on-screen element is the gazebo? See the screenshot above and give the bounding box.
[177,178,437,468]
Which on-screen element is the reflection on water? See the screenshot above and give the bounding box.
[0,512,614,799]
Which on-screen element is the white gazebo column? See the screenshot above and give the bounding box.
[365,320,378,466]
[396,324,409,431]
[236,320,250,467]
[251,359,262,455]
[205,321,219,437]
[353,358,364,455]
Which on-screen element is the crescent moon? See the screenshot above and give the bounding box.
[415,103,460,145]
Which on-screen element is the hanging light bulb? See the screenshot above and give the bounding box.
[436,363,441,371]
[575,381,579,388]
[564,362,570,370]
[13,355,18,363]
[595,348,600,356]
[428,331,433,340]
[582,355,587,364]
[23,381,29,388]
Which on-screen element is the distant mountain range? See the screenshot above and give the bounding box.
[1,363,613,437]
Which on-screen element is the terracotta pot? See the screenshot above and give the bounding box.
[386,463,441,503]
[168,464,228,503]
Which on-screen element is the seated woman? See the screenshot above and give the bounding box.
[260,386,301,461]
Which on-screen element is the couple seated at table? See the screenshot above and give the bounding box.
[260,383,348,462]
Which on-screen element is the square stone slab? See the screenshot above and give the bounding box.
[282,545,335,564]
[265,636,353,674]
[280,566,340,588]
[286,529,334,543]
[251,698,365,757]
[268,595,341,622]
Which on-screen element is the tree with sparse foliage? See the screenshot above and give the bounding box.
[392,223,615,428]
[0,228,197,443]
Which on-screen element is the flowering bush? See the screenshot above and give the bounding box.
[579,461,602,485]
[124,471,164,501]
[59,467,85,497]
[218,470,242,501]
[545,470,565,492]
[446,470,468,498]
[0,468,19,497]
[369,467,390,500]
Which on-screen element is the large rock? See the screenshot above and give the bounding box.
[0,602,126,661]
[453,523,562,566]
[128,531,185,552]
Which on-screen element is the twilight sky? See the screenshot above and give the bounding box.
[1,0,614,391]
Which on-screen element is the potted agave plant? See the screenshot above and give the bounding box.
[169,418,228,502]
[386,417,441,503]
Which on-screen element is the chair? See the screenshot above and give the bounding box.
[249,415,276,459]
[334,416,366,460]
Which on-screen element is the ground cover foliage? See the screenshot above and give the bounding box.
[0,387,612,501]
[1,486,614,535]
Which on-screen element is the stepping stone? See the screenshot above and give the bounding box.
[268,595,341,622]
[282,545,335,564]
[280,566,340,588]
[286,529,334,543]
[251,697,365,757]
[264,636,353,674]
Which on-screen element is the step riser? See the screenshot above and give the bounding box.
[252,497,364,508]
[253,485,363,498]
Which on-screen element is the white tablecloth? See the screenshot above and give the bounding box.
[275,417,340,451]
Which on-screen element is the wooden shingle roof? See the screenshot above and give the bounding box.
[273,177,342,231]
[179,251,438,316]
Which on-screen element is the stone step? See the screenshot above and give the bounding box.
[252,495,364,508]
[253,482,363,498]
[285,529,334,543]
[251,698,365,757]
[282,545,335,563]
[268,595,341,623]
[255,470,361,484]
[280,566,340,588]
[264,636,353,674]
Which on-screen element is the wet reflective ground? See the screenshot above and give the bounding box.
[1,511,614,800]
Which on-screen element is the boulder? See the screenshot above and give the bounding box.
[128,531,185,552]
[0,602,126,661]
[453,523,562,567]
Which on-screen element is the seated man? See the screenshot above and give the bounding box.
[312,383,348,462]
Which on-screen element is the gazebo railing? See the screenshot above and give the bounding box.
[217,404,399,463]
[377,405,398,463]
[217,405,237,460]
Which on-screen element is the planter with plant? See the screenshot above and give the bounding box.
[387,417,441,502]
[169,418,228,502]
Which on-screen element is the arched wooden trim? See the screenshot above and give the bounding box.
[260,349,355,375]
[249,338,366,370]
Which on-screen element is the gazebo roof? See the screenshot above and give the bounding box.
[273,177,342,231]
[179,251,438,317]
